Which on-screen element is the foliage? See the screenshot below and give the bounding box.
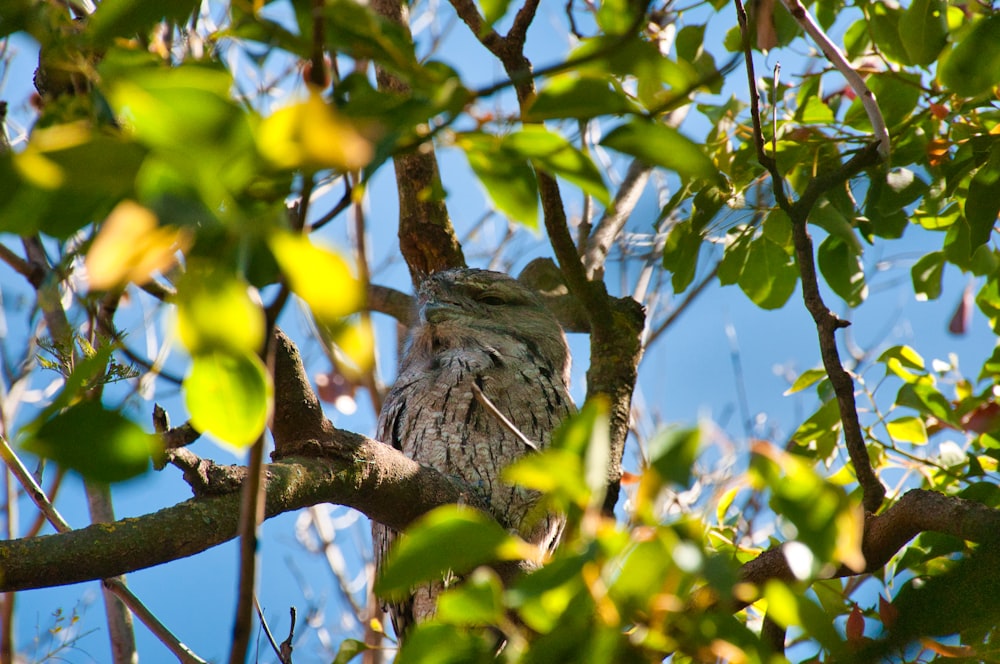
[0,0,999,661]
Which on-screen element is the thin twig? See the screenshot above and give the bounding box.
[471,383,539,451]
[583,159,652,279]
[778,0,890,160]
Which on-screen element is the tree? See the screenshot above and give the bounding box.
[1,0,999,661]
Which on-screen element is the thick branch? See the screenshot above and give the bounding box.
[738,489,1000,594]
[370,0,466,284]
[0,437,483,593]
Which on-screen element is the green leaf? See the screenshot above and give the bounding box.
[25,401,159,483]
[601,120,719,182]
[396,623,496,664]
[867,2,909,66]
[332,639,369,664]
[939,14,1000,98]
[661,220,703,293]
[910,251,945,301]
[436,568,505,625]
[269,232,364,325]
[750,446,863,573]
[173,265,265,355]
[183,350,272,449]
[647,426,700,488]
[505,127,610,206]
[965,149,1000,251]
[458,133,539,228]
[844,73,921,131]
[898,0,948,67]
[896,382,957,427]
[783,367,827,396]
[322,0,420,80]
[789,399,842,460]
[89,0,200,44]
[886,416,928,445]
[478,0,513,26]
[524,75,637,121]
[738,235,798,309]
[375,506,527,599]
[818,235,867,307]
[718,227,753,286]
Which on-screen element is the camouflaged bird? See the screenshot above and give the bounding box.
[372,268,574,638]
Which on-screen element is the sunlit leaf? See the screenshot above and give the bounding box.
[269,232,364,324]
[375,506,532,599]
[173,266,265,355]
[911,251,945,301]
[258,92,374,172]
[601,120,719,182]
[25,401,159,483]
[524,75,637,121]
[784,367,827,395]
[479,0,513,26]
[939,14,1000,97]
[886,416,928,444]
[818,235,867,307]
[396,623,497,664]
[332,639,369,664]
[505,127,610,205]
[458,133,539,228]
[183,349,272,449]
[86,200,192,290]
[738,234,798,310]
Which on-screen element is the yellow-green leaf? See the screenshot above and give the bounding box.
[173,265,265,355]
[258,92,374,171]
[269,232,363,324]
[886,415,928,444]
[183,350,272,449]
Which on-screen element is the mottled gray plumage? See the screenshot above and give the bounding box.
[372,268,574,638]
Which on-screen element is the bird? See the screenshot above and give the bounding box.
[372,267,574,639]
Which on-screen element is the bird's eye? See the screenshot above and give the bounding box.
[477,294,506,306]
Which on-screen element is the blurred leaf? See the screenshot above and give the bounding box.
[478,0,512,26]
[911,251,945,301]
[183,350,272,449]
[269,232,363,324]
[332,639,369,664]
[738,234,798,309]
[458,132,539,228]
[506,127,610,206]
[375,506,531,599]
[886,416,928,445]
[818,235,867,307]
[436,568,504,625]
[898,0,948,67]
[322,0,421,81]
[879,345,927,377]
[524,75,637,121]
[90,0,200,44]
[647,426,700,488]
[396,623,496,664]
[764,581,848,656]
[602,120,719,182]
[173,266,265,355]
[750,444,863,572]
[86,200,192,290]
[258,92,374,172]
[25,401,159,483]
[939,14,1000,97]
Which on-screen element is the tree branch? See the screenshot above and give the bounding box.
[583,159,652,280]
[738,489,1000,596]
[370,0,466,284]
